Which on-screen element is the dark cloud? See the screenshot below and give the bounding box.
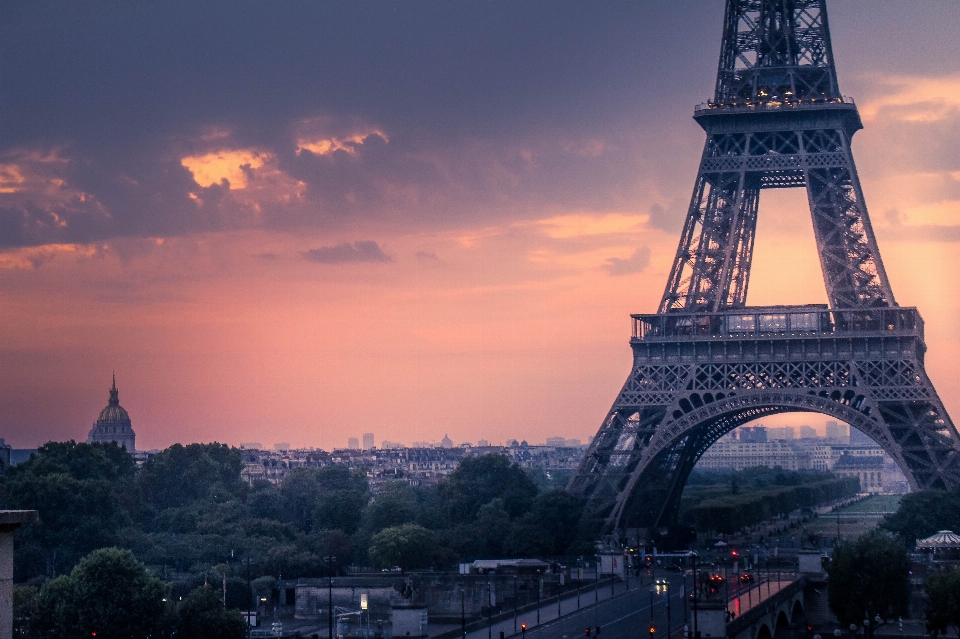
[303,241,391,264]
[604,247,651,276]
[0,3,956,249]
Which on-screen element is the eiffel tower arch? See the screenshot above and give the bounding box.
[567,0,960,537]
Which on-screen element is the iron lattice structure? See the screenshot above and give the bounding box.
[567,0,960,536]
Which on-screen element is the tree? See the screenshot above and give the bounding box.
[881,487,960,545]
[280,466,369,532]
[176,586,246,639]
[368,524,437,570]
[137,443,245,513]
[4,441,135,485]
[826,531,911,625]
[362,481,420,534]
[314,489,367,534]
[439,454,538,521]
[925,568,960,638]
[508,490,586,557]
[28,548,165,639]
[1,472,130,580]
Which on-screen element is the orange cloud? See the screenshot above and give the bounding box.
[0,164,26,194]
[295,130,387,156]
[181,150,267,189]
[0,243,101,270]
[858,73,960,123]
[535,212,648,239]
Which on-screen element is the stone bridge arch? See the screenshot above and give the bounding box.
[728,582,806,639]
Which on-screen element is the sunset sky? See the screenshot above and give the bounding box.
[2,2,960,451]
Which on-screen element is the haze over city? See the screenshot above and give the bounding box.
[3,2,960,451]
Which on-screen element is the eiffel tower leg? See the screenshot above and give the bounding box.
[803,128,896,308]
[853,361,960,489]
[661,137,761,313]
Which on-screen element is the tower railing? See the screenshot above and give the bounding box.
[631,306,923,341]
[694,95,855,113]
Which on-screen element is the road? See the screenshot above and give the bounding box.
[465,574,689,639]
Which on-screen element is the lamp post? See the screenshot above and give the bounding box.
[513,576,518,632]
[649,587,655,639]
[558,576,563,620]
[664,581,671,637]
[691,552,698,639]
[461,589,466,639]
[536,574,541,625]
[487,583,493,639]
[324,555,336,639]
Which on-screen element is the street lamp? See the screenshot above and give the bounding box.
[487,583,493,639]
[649,586,655,639]
[536,573,541,625]
[324,555,337,639]
[690,551,699,639]
[513,576,518,631]
[460,589,466,639]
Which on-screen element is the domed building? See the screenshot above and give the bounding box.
[87,375,136,452]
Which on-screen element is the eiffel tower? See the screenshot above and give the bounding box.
[567,0,960,537]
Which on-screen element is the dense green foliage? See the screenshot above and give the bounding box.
[880,486,960,545]
[175,586,246,639]
[0,441,136,579]
[20,548,167,639]
[0,444,591,587]
[368,524,438,569]
[680,467,860,534]
[925,568,960,637]
[826,531,911,625]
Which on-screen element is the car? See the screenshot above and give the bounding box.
[706,574,724,594]
[739,573,753,583]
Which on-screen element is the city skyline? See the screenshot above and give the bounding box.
[3,3,960,451]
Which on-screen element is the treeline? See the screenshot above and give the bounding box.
[680,467,860,534]
[0,441,593,585]
[880,485,960,545]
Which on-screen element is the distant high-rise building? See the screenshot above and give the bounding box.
[348,437,359,449]
[739,426,767,443]
[825,421,847,442]
[440,434,453,449]
[477,439,490,447]
[799,425,817,439]
[362,433,375,450]
[87,375,136,452]
[767,427,795,440]
[565,439,583,448]
[274,443,290,452]
[380,440,404,449]
[545,436,566,447]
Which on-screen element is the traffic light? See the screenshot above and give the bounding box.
[806,626,813,639]
[649,625,657,639]
[521,624,527,639]
[585,628,591,637]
